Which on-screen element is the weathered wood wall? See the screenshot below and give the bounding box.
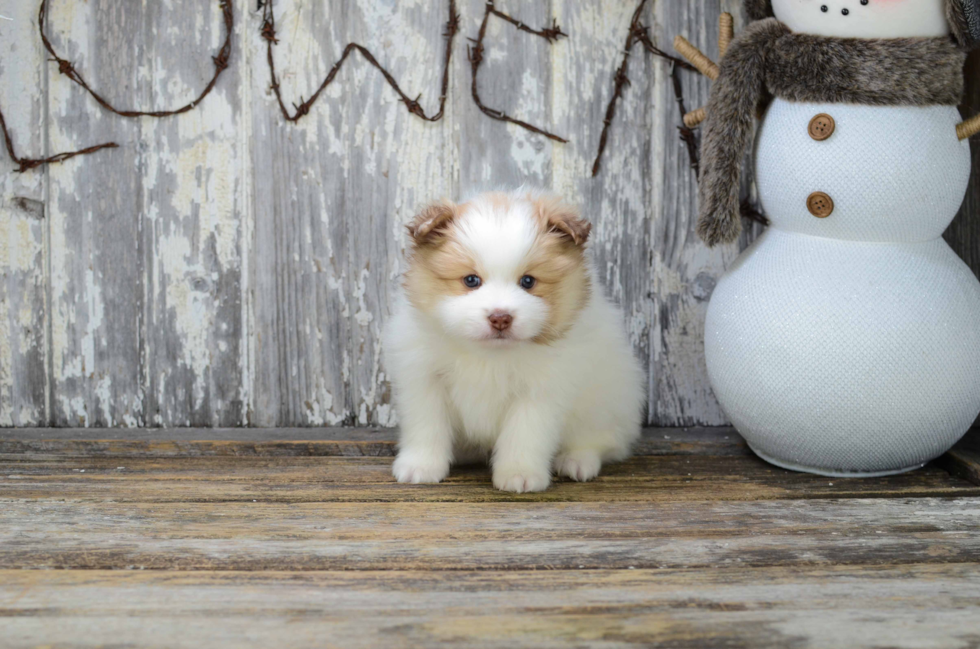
[1,0,977,428]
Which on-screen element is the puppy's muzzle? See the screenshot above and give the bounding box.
[488,311,513,332]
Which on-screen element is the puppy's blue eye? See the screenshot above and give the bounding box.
[520,275,536,290]
[463,275,482,289]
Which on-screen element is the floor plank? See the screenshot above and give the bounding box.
[2,565,979,649]
[0,427,749,458]
[1,498,978,571]
[937,429,980,486]
[3,428,978,647]
[2,454,977,503]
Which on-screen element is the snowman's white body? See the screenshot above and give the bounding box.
[705,98,980,475]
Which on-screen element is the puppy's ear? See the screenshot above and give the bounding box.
[407,200,459,246]
[535,196,592,246]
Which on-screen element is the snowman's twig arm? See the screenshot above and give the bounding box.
[956,114,980,140]
[673,36,719,80]
[684,107,707,129]
[674,14,735,129]
[719,13,734,57]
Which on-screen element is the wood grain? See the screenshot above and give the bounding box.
[946,48,980,275]
[0,425,749,457]
[2,565,979,648]
[2,428,978,647]
[44,0,143,427]
[0,0,47,426]
[248,0,355,427]
[1,0,979,428]
[936,427,980,485]
[2,497,979,571]
[138,0,247,427]
[1,454,976,503]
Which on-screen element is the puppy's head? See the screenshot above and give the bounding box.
[403,191,592,345]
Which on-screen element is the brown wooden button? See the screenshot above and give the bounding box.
[808,113,835,141]
[807,191,834,218]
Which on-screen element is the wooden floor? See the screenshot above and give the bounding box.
[2,427,980,648]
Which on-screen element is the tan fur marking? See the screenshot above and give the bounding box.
[404,201,481,313]
[402,192,593,344]
[407,200,462,245]
[524,230,591,343]
[530,194,592,246]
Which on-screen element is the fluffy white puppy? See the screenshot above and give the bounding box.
[386,190,644,493]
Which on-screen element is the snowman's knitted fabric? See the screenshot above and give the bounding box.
[697,18,965,246]
[704,230,980,475]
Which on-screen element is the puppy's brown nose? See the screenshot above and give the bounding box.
[488,311,513,331]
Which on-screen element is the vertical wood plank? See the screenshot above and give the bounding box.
[551,0,655,424]
[139,0,247,426]
[344,1,457,427]
[0,3,48,426]
[645,0,747,425]
[457,0,555,191]
[44,0,144,427]
[9,0,976,429]
[551,0,749,426]
[946,50,980,277]
[248,0,354,426]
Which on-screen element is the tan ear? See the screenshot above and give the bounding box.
[535,196,592,246]
[407,200,459,245]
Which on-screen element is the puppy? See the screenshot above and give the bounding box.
[386,190,644,493]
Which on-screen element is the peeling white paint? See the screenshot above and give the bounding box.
[4,0,777,428]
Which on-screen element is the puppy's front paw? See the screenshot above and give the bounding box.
[555,449,602,482]
[492,465,551,493]
[392,453,450,484]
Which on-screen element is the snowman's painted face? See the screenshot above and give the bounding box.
[771,0,950,38]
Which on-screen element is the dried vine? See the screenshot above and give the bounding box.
[591,1,768,226]
[468,1,568,143]
[39,0,234,118]
[671,64,700,178]
[0,103,117,173]
[592,0,695,177]
[261,0,459,122]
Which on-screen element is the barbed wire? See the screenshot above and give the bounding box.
[39,0,234,118]
[0,105,117,173]
[592,0,696,177]
[468,0,568,143]
[3,0,724,186]
[261,0,459,122]
[1,0,234,173]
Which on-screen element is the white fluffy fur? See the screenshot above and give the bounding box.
[386,191,644,493]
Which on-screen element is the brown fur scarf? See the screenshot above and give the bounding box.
[697,19,966,246]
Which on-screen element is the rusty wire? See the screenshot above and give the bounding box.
[672,63,700,178]
[261,0,459,122]
[2,0,232,172]
[592,0,696,177]
[0,103,117,173]
[468,1,568,143]
[39,0,234,118]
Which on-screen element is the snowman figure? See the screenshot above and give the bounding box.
[675,0,980,476]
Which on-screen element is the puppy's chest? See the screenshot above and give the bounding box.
[440,361,530,439]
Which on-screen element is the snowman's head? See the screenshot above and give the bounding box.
[747,0,980,45]
[771,0,947,38]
